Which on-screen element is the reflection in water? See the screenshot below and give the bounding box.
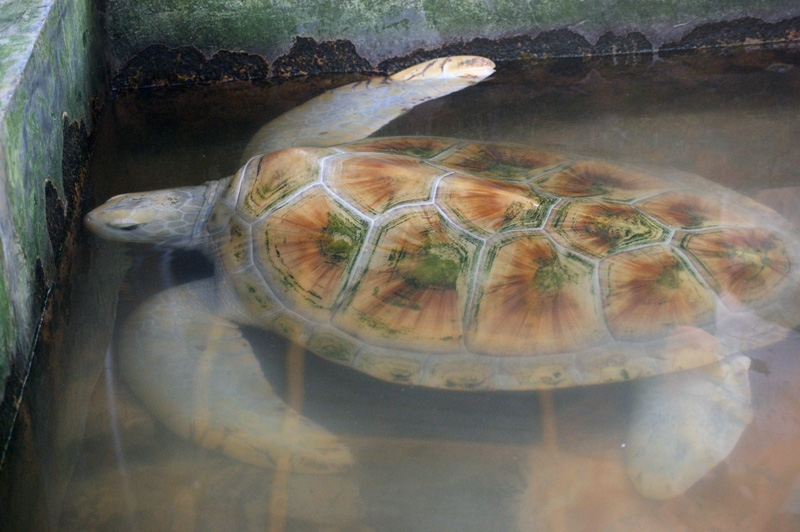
[103,347,138,532]
[57,51,800,531]
[268,343,306,532]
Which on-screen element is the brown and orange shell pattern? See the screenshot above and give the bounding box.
[207,137,800,391]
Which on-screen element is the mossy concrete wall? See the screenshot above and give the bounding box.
[0,0,101,462]
[101,0,800,68]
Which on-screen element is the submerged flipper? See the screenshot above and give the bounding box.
[117,279,353,473]
[624,354,752,499]
[242,56,495,160]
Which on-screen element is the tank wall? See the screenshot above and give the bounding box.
[101,0,800,68]
[0,0,102,496]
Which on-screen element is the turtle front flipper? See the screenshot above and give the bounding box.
[117,279,353,473]
[242,56,495,160]
[624,354,752,499]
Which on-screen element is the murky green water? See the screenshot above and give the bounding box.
[54,49,800,531]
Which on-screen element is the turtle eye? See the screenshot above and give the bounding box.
[109,218,143,231]
[115,223,141,231]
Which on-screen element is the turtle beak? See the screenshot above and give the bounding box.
[84,204,141,240]
[83,210,100,232]
[84,208,116,240]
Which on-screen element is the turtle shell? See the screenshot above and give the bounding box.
[206,137,800,391]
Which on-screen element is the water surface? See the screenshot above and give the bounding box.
[59,49,800,532]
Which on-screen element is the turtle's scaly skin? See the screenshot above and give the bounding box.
[208,136,800,392]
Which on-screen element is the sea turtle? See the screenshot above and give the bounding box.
[85,56,800,499]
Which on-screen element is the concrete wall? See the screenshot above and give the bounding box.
[101,0,800,68]
[0,0,101,463]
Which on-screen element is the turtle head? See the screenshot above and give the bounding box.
[85,181,225,249]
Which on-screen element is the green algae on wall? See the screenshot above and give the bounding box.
[0,0,102,455]
[101,0,800,66]
[0,0,54,402]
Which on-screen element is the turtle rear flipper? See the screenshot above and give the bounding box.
[624,354,752,499]
[242,56,495,160]
[118,279,353,474]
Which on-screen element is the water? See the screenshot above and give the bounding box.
[56,49,800,531]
